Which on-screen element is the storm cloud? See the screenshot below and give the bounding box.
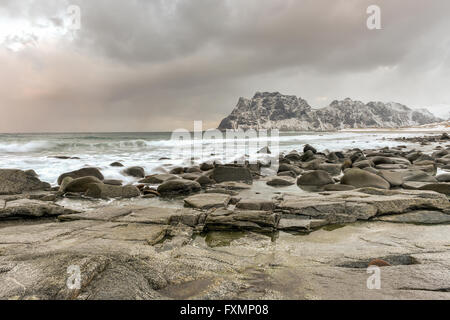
[1,0,449,132]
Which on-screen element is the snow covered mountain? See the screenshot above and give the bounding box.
[218,92,442,131]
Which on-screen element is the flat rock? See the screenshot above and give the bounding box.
[376,210,450,224]
[184,193,231,210]
[277,218,328,232]
[205,209,280,232]
[1,199,76,219]
[236,200,274,211]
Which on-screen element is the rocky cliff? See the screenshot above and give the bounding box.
[218,92,441,131]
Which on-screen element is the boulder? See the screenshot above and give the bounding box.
[170,167,185,174]
[85,183,140,199]
[180,173,202,181]
[63,176,103,193]
[0,169,51,195]
[318,163,342,176]
[195,175,214,186]
[211,166,253,184]
[122,166,145,178]
[200,162,215,171]
[266,176,296,186]
[57,167,104,185]
[110,162,124,167]
[340,168,390,189]
[139,174,178,184]
[297,170,334,186]
[277,163,303,175]
[377,171,404,187]
[157,179,201,196]
[304,144,317,154]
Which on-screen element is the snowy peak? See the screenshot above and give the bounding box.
[218,92,442,131]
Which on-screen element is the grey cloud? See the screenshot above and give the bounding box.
[0,0,450,132]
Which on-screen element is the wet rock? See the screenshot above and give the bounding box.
[103,179,123,186]
[195,175,214,186]
[157,179,201,196]
[169,167,185,174]
[57,167,104,185]
[200,162,215,171]
[341,168,390,189]
[352,160,373,169]
[122,166,145,178]
[300,150,315,162]
[297,170,334,187]
[186,166,202,173]
[318,163,342,176]
[211,166,253,184]
[139,174,178,184]
[180,173,202,181]
[184,193,231,210]
[85,183,141,199]
[303,144,317,154]
[376,210,450,225]
[0,169,51,195]
[266,176,296,186]
[278,164,303,175]
[110,162,124,167]
[63,176,103,193]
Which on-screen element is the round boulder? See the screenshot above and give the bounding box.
[341,168,390,189]
[297,170,334,186]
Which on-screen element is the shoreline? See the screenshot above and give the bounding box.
[0,132,449,299]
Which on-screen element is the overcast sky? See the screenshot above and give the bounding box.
[1,0,449,132]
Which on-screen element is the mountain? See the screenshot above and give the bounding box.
[218,92,442,131]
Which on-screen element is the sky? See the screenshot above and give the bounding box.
[0,0,449,133]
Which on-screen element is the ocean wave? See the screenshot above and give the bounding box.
[0,141,54,153]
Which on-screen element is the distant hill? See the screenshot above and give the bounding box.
[218,92,442,131]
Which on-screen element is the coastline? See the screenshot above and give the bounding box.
[0,131,449,299]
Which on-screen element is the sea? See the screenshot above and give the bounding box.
[0,130,445,186]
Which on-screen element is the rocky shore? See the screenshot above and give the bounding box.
[0,133,449,300]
